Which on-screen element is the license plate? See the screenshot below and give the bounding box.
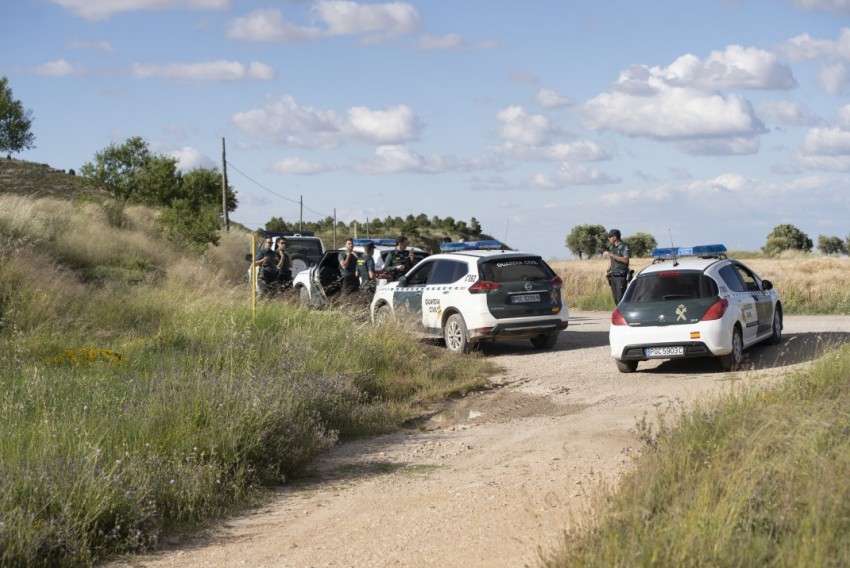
[510,294,540,304]
[645,346,684,357]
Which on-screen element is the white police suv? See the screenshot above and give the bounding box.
[609,244,782,373]
[370,241,569,353]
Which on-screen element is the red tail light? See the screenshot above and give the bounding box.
[611,308,627,325]
[468,280,501,294]
[700,298,729,321]
[551,275,563,286]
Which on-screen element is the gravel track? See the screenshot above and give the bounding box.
[109,312,850,568]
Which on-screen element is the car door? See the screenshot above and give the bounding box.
[420,259,469,334]
[392,260,435,330]
[732,262,773,338]
[718,264,760,345]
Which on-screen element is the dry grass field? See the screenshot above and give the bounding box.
[550,253,850,314]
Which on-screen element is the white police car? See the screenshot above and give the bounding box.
[293,238,428,307]
[609,244,782,373]
[370,241,569,353]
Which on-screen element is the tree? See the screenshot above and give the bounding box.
[0,76,36,157]
[817,235,847,256]
[265,217,289,232]
[159,200,221,252]
[469,217,482,237]
[180,166,237,213]
[763,224,813,256]
[625,232,657,257]
[565,224,608,259]
[80,136,157,202]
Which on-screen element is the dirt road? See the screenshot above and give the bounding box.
[112,312,850,568]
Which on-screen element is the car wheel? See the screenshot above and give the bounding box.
[375,303,393,324]
[720,326,743,372]
[530,333,558,349]
[616,360,638,373]
[291,254,310,275]
[769,308,782,345]
[444,313,470,353]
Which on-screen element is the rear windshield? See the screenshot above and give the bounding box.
[480,257,554,283]
[287,239,323,256]
[625,271,718,303]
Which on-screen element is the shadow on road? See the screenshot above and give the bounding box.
[642,331,850,375]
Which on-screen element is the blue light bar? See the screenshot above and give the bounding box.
[440,240,503,252]
[353,238,398,247]
[651,244,727,259]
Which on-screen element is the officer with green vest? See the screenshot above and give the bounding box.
[603,229,631,305]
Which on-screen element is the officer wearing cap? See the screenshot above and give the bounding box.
[603,229,630,305]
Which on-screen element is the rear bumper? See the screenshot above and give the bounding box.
[469,318,568,341]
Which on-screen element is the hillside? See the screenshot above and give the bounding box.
[0,157,112,199]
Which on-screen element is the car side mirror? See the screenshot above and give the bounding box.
[398,275,408,287]
[244,253,253,262]
[762,279,773,291]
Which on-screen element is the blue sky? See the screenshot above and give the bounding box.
[3,0,850,258]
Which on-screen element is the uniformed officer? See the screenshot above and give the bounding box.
[603,229,630,305]
[338,238,360,296]
[385,236,413,275]
[357,241,377,292]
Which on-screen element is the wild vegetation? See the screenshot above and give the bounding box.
[3,157,849,566]
[543,343,850,567]
[0,168,494,565]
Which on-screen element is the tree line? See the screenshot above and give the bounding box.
[565,223,850,258]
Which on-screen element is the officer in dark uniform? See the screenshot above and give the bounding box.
[385,236,413,276]
[338,238,360,296]
[603,229,631,305]
[357,241,377,293]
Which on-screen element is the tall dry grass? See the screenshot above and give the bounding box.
[551,253,850,314]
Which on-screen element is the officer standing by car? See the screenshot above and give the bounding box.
[603,229,630,305]
[338,238,360,296]
[385,236,414,275]
[357,241,377,292]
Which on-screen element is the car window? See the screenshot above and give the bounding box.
[288,239,323,256]
[626,271,718,302]
[718,264,746,292]
[405,261,434,286]
[479,257,553,283]
[732,263,761,291]
[429,260,469,285]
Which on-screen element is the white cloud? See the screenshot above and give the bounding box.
[231,95,421,149]
[132,60,276,82]
[169,147,214,170]
[269,157,331,175]
[226,9,323,43]
[314,0,419,40]
[534,88,574,109]
[66,39,115,52]
[228,2,419,44]
[798,126,850,170]
[346,105,421,144]
[787,0,850,15]
[818,61,850,94]
[580,62,766,154]
[415,33,496,51]
[664,46,796,90]
[497,106,555,146]
[28,59,82,77]
[757,100,819,126]
[52,0,228,22]
[532,163,620,188]
[780,28,850,60]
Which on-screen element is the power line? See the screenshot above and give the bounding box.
[225,159,332,219]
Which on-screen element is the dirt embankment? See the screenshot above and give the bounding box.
[109,312,850,568]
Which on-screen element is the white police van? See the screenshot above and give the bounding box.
[370,240,569,352]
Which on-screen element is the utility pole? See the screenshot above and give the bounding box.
[300,195,303,232]
[220,137,230,232]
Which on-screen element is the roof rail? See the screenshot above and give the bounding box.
[263,230,315,237]
[353,238,398,247]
